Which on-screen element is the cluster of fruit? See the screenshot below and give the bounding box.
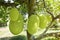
[9,8,52,35]
[9,8,24,35]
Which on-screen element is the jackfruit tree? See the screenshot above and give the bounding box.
[0,0,60,40]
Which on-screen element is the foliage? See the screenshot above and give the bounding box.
[0,6,8,27]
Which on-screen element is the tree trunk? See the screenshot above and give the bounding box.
[27,0,36,40]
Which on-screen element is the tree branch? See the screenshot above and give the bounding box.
[43,0,54,20]
[54,14,60,19]
[35,0,56,40]
[27,0,36,40]
[46,10,54,20]
[35,19,54,40]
